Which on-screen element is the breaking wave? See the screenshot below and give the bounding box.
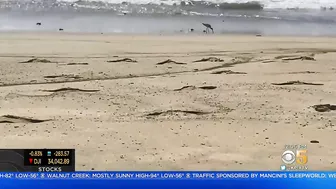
[0,0,264,12]
[1,0,336,11]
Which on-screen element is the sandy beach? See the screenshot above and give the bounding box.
[0,32,335,170]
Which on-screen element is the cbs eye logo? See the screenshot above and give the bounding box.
[282,150,308,165]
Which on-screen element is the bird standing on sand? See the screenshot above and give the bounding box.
[202,23,214,34]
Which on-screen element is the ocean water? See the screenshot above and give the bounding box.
[1,0,336,36]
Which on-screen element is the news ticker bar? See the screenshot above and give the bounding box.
[0,172,336,180]
[0,149,75,172]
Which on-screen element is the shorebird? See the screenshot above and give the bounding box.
[202,23,214,34]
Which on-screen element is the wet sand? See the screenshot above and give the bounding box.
[0,33,335,170]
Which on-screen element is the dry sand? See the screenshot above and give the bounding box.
[0,33,335,171]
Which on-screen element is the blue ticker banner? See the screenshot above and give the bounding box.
[0,172,336,189]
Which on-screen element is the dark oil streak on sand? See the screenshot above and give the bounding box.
[0,59,256,88]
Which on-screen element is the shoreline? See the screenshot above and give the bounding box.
[2,8,336,36]
[2,31,336,38]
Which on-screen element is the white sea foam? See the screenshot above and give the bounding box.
[56,0,336,9]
